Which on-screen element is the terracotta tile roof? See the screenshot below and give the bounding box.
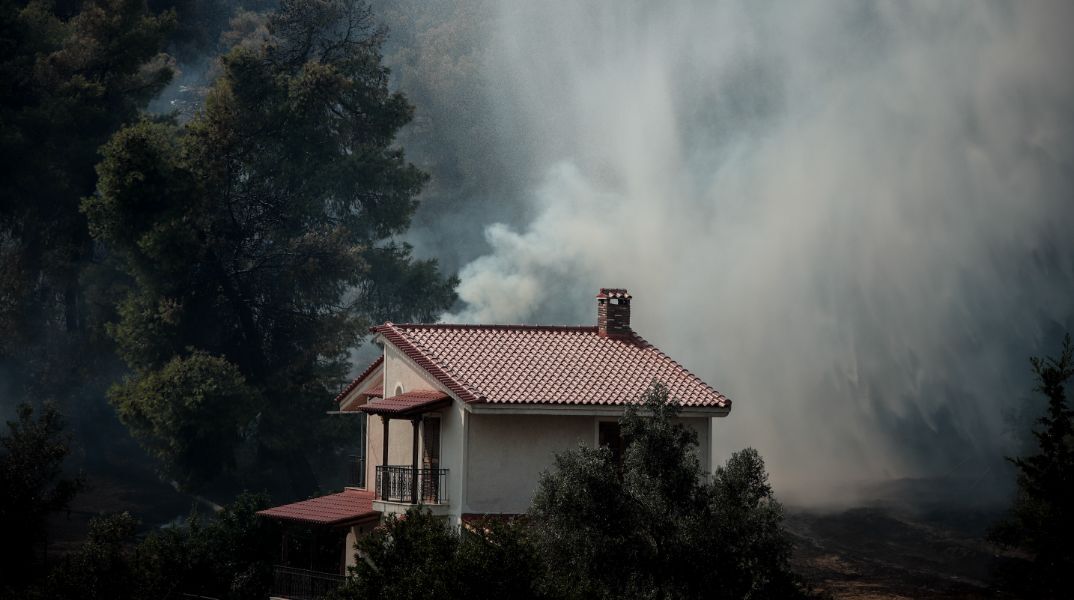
[257,490,378,526]
[358,390,452,417]
[370,323,730,409]
[334,356,384,404]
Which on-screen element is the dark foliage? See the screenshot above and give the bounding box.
[0,0,173,407]
[83,0,456,496]
[34,511,141,600]
[0,403,83,593]
[148,0,276,63]
[32,492,279,600]
[529,382,810,600]
[990,334,1074,598]
[335,508,542,600]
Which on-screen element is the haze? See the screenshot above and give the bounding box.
[378,0,1074,505]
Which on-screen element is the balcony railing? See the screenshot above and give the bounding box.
[348,454,365,488]
[271,565,345,600]
[375,465,449,504]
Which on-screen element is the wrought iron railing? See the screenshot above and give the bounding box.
[348,454,365,488]
[271,565,345,600]
[374,465,449,504]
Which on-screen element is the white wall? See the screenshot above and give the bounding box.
[465,413,593,515]
[678,416,712,473]
[383,344,437,397]
[365,417,420,487]
[464,412,714,515]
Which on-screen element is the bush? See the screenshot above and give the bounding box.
[529,382,810,600]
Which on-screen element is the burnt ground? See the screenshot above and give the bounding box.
[787,505,1020,599]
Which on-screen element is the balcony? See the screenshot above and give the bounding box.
[270,565,345,600]
[374,465,448,504]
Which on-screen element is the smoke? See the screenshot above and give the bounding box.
[379,1,1074,505]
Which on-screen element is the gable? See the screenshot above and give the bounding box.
[337,356,384,412]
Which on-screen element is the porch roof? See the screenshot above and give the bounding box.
[357,390,451,418]
[257,490,379,527]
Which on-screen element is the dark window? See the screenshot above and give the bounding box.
[598,421,624,467]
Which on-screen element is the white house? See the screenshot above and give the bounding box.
[258,288,732,593]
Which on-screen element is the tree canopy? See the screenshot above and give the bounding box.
[0,0,174,406]
[83,0,456,496]
[530,383,807,600]
[337,509,542,600]
[33,492,279,600]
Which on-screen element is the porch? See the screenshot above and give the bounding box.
[257,490,380,599]
[358,389,452,515]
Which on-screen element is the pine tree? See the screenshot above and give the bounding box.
[84,0,456,496]
[990,335,1074,598]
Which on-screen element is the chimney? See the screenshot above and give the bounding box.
[597,288,632,337]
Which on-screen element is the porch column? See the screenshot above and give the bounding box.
[411,418,421,504]
[381,416,390,500]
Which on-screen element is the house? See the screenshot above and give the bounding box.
[257,288,732,596]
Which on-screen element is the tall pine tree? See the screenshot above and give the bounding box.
[0,0,174,400]
[84,0,456,497]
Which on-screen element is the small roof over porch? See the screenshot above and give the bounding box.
[357,390,451,418]
[257,489,379,527]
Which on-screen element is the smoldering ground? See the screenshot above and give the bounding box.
[379,0,1074,506]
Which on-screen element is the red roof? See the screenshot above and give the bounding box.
[257,490,379,526]
[370,323,730,408]
[334,356,384,404]
[358,390,452,417]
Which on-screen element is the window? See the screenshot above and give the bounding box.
[598,421,625,468]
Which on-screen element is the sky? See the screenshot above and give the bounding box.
[376,0,1074,505]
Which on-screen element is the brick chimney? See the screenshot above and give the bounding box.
[597,288,632,337]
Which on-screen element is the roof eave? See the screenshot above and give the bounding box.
[465,403,731,417]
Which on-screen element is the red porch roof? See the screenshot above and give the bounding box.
[257,490,378,527]
[358,390,452,417]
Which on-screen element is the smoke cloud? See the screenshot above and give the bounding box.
[382,1,1074,505]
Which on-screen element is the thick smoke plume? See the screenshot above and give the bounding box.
[382,1,1074,505]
